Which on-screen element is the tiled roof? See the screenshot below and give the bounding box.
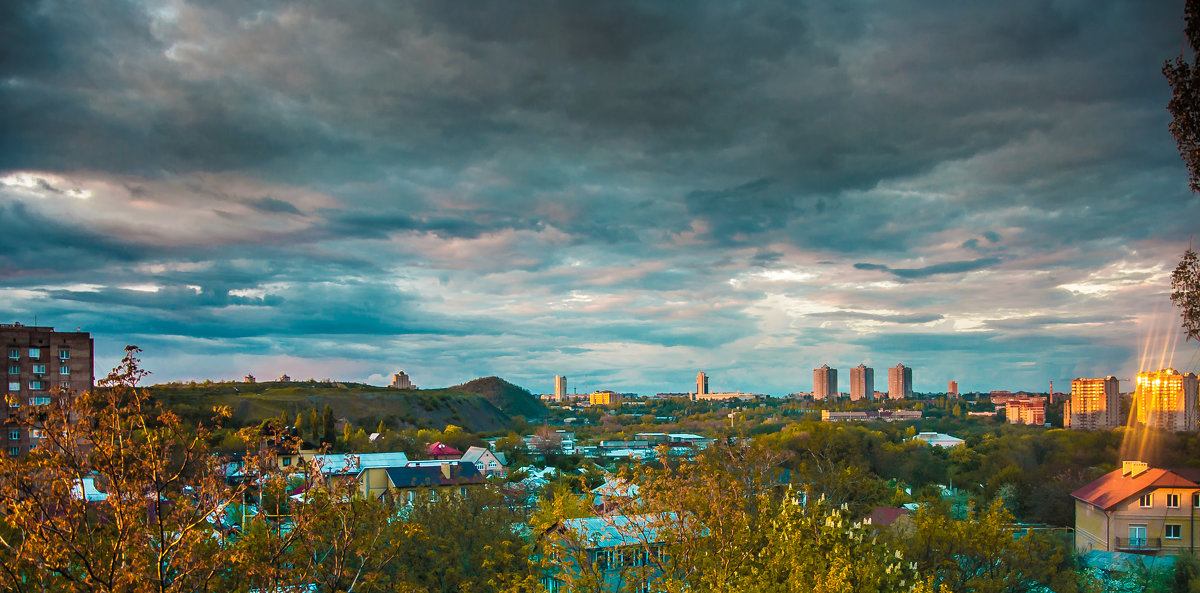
[1071,468,1199,510]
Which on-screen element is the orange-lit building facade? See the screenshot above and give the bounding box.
[1134,369,1199,432]
[1006,397,1046,425]
[1066,376,1121,430]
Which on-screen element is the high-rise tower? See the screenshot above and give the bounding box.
[696,371,709,396]
[1134,369,1199,432]
[813,365,838,399]
[849,364,874,401]
[888,364,913,399]
[1066,376,1120,430]
[554,375,567,401]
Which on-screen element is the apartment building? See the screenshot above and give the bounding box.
[2,324,94,456]
[1006,397,1046,426]
[849,364,874,401]
[888,364,913,399]
[813,365,837,400]
[1066,376,1121,430]
[1134,369,1199,432]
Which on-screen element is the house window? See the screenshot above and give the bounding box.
[27,348,39,359]
[1168,494,1180,508]
[7,365,17,374]
[59,365,69,375]
[28,380,43,390]
[7,349,17,360]
[59,350,69,360]
[1194,493,1200,508]
[8,447,18,457]
[8,430,18,440]
[281,457,291,466]
[1140,494,1152,508]
[31,364,45,375]
[1167,524,1183,539]
[7,381,18,392]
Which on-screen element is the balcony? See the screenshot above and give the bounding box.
[1115,537,1161,553]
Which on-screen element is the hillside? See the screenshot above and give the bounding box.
[451,376,546,418]
[147,380,514,433]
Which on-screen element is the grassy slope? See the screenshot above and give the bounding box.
[147,380,514,433]
[452,376,547,419]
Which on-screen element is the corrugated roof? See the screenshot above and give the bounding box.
[1071,467,1199,510]
[555,513,675,548]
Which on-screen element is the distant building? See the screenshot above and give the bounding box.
[909,432,965,447]
[948,380,959,398]
[1,324,94,456]
[813,365,838,400]
[1007,397,1047,426]
[277,374,291,382]
[695,391,760,402]
[849,364,874,401]
[389,371,414,389]
[1134,369,1199,432]
[589,391,622,406]
[821,409,922,422]
[244,374,256,383]
[888,364,913,399]
[696,371,709,396]
[554,375,567,401]
[1067,376,1121,430]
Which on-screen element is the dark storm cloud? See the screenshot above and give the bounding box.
[0,0,1193,390]
[853,258,1003,279]
[0,202,143,277]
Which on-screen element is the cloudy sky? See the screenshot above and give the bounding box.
[2,0,1198,395]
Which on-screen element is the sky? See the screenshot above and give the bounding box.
[2,0,1199,396]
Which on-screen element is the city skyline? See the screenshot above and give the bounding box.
[2,2,1198,395]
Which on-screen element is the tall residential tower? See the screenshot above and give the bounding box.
[888,364,913,399]
[1134,369,1199,432]
[554,375,567,401]
[813,365,838,399]
[1066,376,1121,430]
[849,364,874,401]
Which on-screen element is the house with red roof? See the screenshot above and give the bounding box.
[1072,461,1200,557]
[426,441,464,459]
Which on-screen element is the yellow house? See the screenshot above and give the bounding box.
[1073,461,1200,556]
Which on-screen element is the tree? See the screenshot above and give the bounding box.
[1171,246,1200,342]
[322,404,335,446]
[0,346,242,592]
[1164,2,1200,342]
[1165,0,1200,193]
[898,499,1079,593]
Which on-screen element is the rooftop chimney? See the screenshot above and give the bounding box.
[1122,460,1149,477]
